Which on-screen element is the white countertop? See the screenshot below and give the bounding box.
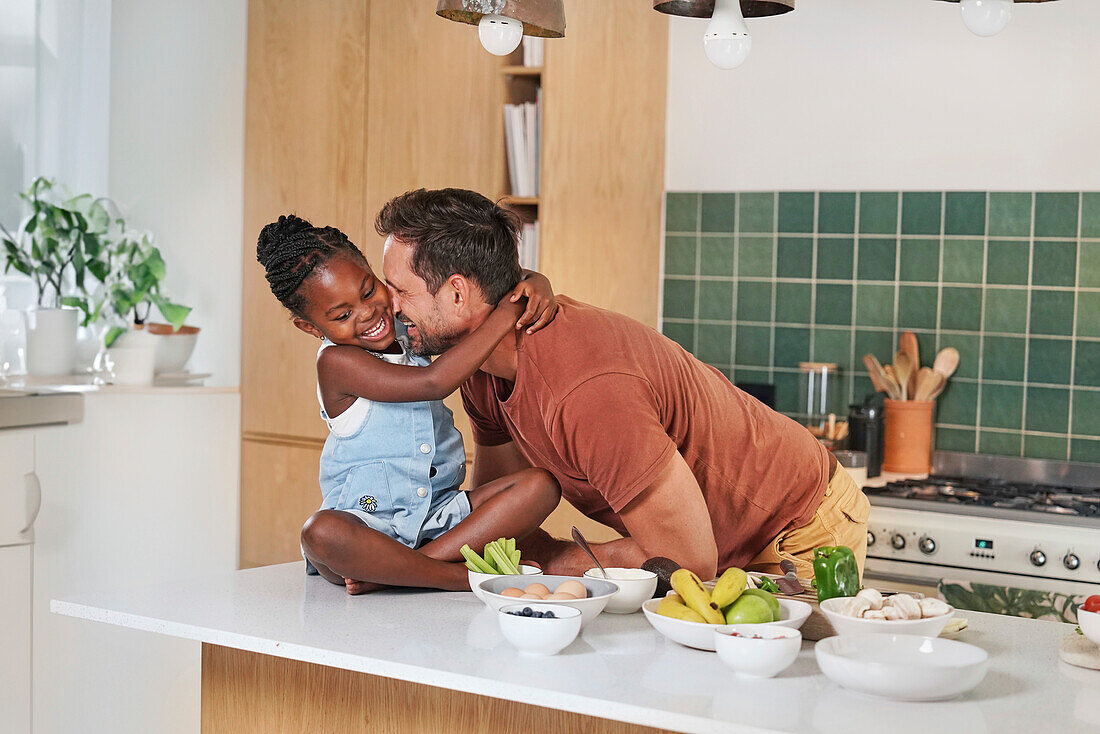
[52,563,1100,734]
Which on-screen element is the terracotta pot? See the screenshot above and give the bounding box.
[882,398,934,474]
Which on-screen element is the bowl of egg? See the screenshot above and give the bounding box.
[469,564,543,603]
[476,574,620,628]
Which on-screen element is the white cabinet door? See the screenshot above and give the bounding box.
[0,429,34,734]
[0,430,36,544]
[0,545,31,734]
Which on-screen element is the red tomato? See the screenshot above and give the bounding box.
[1082,595,1100,614]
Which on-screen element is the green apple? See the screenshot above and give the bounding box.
[738,588,781,621]
[723,594,773,624]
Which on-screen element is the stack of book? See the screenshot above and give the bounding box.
[503,93,540,199]
[519,221,539,270]
[522,37,544,67]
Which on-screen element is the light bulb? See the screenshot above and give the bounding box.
[960,0,1013,37]
[704,0,751,70]
[478,14,523,56]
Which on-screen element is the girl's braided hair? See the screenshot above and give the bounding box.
[256,215,367,317]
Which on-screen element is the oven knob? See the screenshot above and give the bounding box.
[867,531,876,547]
[1064,553,1080,571]
[891,534,906,550]
[919,536,936,555]
[1029,549,1047,567]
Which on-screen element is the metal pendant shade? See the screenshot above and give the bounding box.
[436,0,566,38]
[653,0,795,18]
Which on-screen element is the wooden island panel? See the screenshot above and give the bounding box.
[201,644,673,734]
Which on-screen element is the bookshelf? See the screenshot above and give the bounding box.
[500,40,543,269]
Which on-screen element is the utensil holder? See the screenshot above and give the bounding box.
[883,398,934,474]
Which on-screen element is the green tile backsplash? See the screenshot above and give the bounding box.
[662,191,1100,465]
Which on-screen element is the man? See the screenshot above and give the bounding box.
[379,188,869,580]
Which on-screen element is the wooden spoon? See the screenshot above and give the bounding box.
[927,374,950,401]
[893,352,913,400]
[914,367,943,401]
[933,347,960,380]
[900,331,920,400]
[863,354,901,400]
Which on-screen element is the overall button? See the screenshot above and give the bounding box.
[419,443,432,454]
[416,487,428,498]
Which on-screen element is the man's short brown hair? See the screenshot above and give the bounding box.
[375,188,522,305]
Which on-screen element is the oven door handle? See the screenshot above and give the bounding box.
[863,567,942,588]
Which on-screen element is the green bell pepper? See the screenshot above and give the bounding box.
[813,545,860,603]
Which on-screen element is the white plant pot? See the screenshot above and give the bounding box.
[23,308,78,376]
[143,323,199,373]
[107,329,159,386]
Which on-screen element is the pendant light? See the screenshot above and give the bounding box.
[935,0,1060,38]
[653,0,794,18]
[653,0,795,70]
[436,0,565,56]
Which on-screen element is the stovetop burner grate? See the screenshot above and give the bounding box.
[867,474,1100,518]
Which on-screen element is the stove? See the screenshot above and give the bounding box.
[862,452,1100,599]
[866,474,1100,527]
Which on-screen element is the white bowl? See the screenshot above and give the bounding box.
[143,324,200,373]
[819,597,954,637]
[1079,608,1100,645]
[468,564,542,603]
[477,574,619,628]
[498,603,582,656]
[815,633,989,701]
[714,624,802,678]
[583,567,658,614]
[641,597,812,652]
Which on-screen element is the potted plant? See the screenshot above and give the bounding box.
[97,227,193,384]
[0,178,110,375]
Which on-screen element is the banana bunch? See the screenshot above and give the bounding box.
[657,567,781,625]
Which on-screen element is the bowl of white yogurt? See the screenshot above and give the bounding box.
[583,567,658,614]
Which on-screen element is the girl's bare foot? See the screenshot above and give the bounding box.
[344,577,384,595]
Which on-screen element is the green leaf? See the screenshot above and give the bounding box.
[152,296,191,330]
[25,216,36,234]
[104,326,126,348]
[88,259,110,282]
[145,247,166,281]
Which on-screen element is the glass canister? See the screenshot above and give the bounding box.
[798,361,839,440]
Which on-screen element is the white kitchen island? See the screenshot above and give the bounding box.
[53,562,1100,734]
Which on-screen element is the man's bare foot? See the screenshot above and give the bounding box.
[344,577,385,595]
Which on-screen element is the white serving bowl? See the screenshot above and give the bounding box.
[498,603,582,656]
[714,624,802,678]
[583,567,658,614]
[641,597,812,652]
[477,574,619,628]
[1079,608,1100,645]
[819,597,954,637]
[468,564,542,603]
[815,633,989,701]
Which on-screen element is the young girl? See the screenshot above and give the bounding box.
[256,214,561,594]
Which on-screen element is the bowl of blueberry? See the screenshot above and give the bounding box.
[497,603,582,655]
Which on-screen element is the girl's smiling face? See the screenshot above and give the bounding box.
[292,253,398,352]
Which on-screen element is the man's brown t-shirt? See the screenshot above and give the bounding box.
[460,296,830,569]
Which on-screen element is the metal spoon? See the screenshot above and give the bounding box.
[571,526,607,579]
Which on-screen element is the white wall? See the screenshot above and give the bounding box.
[665,0,1100,191]
[108,0,247,385]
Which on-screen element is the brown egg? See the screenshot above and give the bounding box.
[519,593,544,600]
[545,592,576,600]
[500,588,524,598]
[524,583,551,597]
[555,580,588,599]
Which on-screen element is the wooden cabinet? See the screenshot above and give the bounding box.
[240,438,324,570]
[240,0,667,565]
